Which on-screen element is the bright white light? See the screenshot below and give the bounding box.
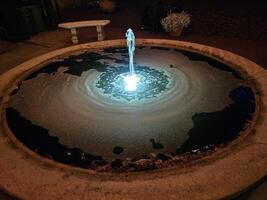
[124,74,140,91]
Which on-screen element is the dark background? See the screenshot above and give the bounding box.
[0,0,267,41]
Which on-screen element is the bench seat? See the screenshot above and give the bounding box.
[58,20,111,44]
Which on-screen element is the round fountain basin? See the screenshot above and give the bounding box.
[0,39,267,200]
[3,42,256,171]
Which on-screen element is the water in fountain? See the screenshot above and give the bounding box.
[124,29,140,91]
[7,41,254,166]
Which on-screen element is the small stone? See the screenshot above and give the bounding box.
[131,154,151,162]
[154,159,163,167]
[111,159,123,170]
[113,146,124,155]
[149,153,157,158]
[150,138,164,149]
[192,149,199,153]
[156,153,171,161]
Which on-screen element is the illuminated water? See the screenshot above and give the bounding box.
[6,45,255,171]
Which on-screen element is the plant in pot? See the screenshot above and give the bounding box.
[161,11,191,37]
[99,0,117,13]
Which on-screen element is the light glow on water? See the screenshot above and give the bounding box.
[123,74,140,91]
[95,66,171,102]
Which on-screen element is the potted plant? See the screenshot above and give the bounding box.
[161,11,191,37]
[99,0,117,13]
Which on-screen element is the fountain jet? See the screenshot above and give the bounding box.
[126,28,135,75]
[124,29,140,92]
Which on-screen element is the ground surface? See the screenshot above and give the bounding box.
[0,0,267,199]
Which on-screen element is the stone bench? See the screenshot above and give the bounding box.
[58,20,111,44]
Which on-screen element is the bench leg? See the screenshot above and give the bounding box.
[96,26,105,41]
[70,28,79,44]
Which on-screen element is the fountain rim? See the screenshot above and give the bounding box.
[0,39,267,200]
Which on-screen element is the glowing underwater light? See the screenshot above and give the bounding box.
[123,74,140,91]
